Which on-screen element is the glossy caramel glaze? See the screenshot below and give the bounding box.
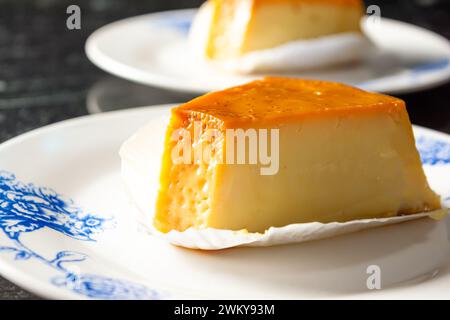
[173,77,406,127]
[252,0,363,8]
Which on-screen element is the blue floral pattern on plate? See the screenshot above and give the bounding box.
[156,17,191,34]
[416,136,450,165]
[412,59,450,74]
[0,171,111,240]
[52,274,159,300]
[0,171,160,300]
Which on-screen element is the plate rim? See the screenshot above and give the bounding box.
[1,104,449,153]
[0,256,83,300]
[0,104,177,153]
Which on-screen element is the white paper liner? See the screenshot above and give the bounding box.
[119,114,448,250]
[188,2,375,74]
[151,214,437,250]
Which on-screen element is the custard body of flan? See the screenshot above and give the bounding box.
[153,77,441,233]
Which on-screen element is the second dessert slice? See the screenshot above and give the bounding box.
[198,0,364,60]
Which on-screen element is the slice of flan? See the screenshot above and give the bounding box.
[154,77,441,233]
[197,0,364,60]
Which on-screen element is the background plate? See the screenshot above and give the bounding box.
[85,9,450,95]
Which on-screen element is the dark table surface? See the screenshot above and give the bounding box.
[0,0,449,299]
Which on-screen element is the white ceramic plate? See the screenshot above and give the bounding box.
[85,9,450,95]
[0,105,450,300]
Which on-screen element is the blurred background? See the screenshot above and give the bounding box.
[0,0,449,299]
